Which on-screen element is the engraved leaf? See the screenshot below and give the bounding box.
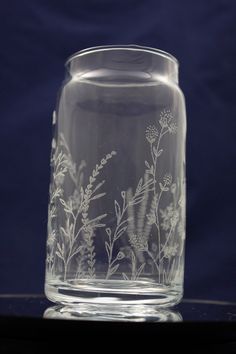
[60,227,68,237]
[121,191,126,199]
[122,273,129,280]
[150,166,154,175]
[139,179,155,193]
[106,228,111,237]
[105,242,110,255]
[92,180,105,194]
[86,214,107,225]
[137,263,146,278]
[92,223,106,229]
[114,200,121,221]
[56,242,63,254]
[89,176,95,184]
[136,178,143,193]
[153,146,158,157]
[129,196,145,205]
[70,246,84,258]
[80,187,84,200]
[145,160,151,169]
[55,251,64,260]
[59,198,73,214]
[115,226,127,241]
[109,264,119,276]
[157,149,163,157]
[90,192,106,201]
[117,251,125,260]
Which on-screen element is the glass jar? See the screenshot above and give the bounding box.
[45,45,187,309]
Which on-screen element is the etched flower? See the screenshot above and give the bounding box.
[47,230,56,246]
[159,109,173,128]
[168,122,178,134]
[163,173,172,186]
[163,244,178,259]
[160,203,179,231]
[129,234,148,251]
[145,125,159,143]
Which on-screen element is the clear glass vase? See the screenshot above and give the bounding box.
[45,45,187,308]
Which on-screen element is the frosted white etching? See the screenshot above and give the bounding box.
[47,109,185,285]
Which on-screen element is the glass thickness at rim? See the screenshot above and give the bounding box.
[65,44,179,67]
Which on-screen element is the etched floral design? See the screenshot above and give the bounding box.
[160,203,180,231]
[47,118,117,279]
[47,108,185,286]
[129,233,148,252]
[159,109,173,127]
[105,176,154,279]
[47,230,56,247]
[163,243,178,259]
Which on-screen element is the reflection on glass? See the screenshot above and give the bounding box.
[44,304,182,322]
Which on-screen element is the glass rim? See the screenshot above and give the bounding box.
[65,44,179,67]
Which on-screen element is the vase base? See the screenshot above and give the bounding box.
[45,279,183,308]
[43,302,182,322]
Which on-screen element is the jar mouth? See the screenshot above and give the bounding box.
[65,44,179,67]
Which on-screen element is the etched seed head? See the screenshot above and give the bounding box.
[145,125,159,143]
[163,173,172,186]
[159,109,173,128]
[168,122,178,134]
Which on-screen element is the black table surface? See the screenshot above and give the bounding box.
[0,294,235,321]
[0,295,236,353]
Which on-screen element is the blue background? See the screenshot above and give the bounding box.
[0,0,235,301]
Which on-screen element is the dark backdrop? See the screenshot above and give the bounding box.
[0,0,235,301]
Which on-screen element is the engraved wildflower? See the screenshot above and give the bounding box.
[168,122,178,134]
[163,244,178,259]
[160,203,179,231]
[129,234,148,252]
[145,125,159,144]
[163,173,172,186]
[159,109,173,128]
[47,230,56,246]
